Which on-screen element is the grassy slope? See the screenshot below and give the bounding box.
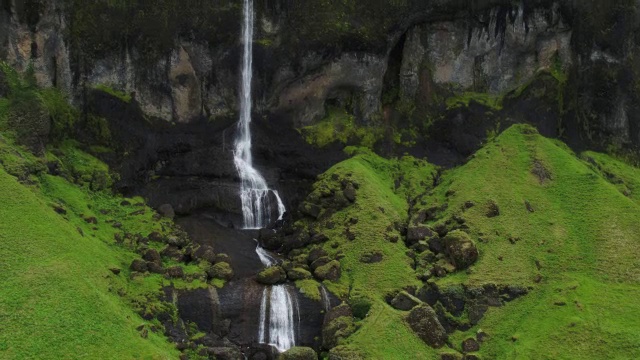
[311,125,640,359]
[424,125,640,359]
[302,149,440,358]
[0,144,179,358]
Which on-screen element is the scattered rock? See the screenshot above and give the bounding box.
[464,355,481,360]
[157,204,175,219]
[193,245,216,263]
[207,262,234,281]
[129,259,148,273]
[279,346,318,360]
[148,231,164,242]
[308,247,328,263]
[257,266,286,285]
[310,256,332,271]
[146,262,164,274]
[532,159,552,183]
[345,228,356,241]
[166,266,184,278]
[322,315,355,350]
[524,200,535,213]
[462,338,480,352]
[310,233,329,244]
[53,205,67,215]
[84,216,98,224]
[287,267,312,281]
[441,353,464,360]
[328,346,365,360]
[142,249,162,264]
[343,183,356,203]
[360,250,383,264]
[301,202,322,219]
[120,200,131,206]
[390,291,422,311]
[207,347,243,360]
[112,222,122,229]
[406,225,436,245]
[314,260,341,282]
[109,267,121,275]
[406,304,448,348]
[161,245,185,262]
[443,230,478,270]
[463,201,475,210]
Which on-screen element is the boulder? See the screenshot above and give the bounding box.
[207,262,234,281]
[157,204,175,219]
[146,262,164,274]
[485,201,500,218]
[407,226,436,245]
[129,259,148,273]
[314,260,341,282]
[462,338,480,352]
[325,303,353,325]
[443,230,478,270]
[441,353,464,360]
[166,266,184,278]
[322,316,355,350]
[310,256,332,271]
[259,228,282,250]
[207,347,243,360]
[342,183,356,203]
[301,202,322,219]
[193,245,216,263]
[142,249,162,264]
[328,346,365,360]
[256,266,286,285]
[360,250,383,264]
[279,346,318,360]
[390,291,422,311]
[307,247,328,263]
[406,304,448,348]
[288,267,312,281]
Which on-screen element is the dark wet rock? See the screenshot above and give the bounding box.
[279,346,318,360]
[310,256,332,271]
[342,183,356,203]
[443,230,478,270]
[193,244,216,263]
[416,284,439,306]
[441,353,464,360]
[301,202,322,219]
[462,338,480,352]
[307,247,328,263]
[468,302,488,325]
[256,266,286,285]
[161,245,186,262]
[314,260,341,282]
[322,315,356,350]
[406,225,436,245]
[485,201,500,218]
[390,291,421,311]
[147,262,164,274]
[142,249,162,264]
[166,266,184,278]
[157,204,175,219]
[207,347,243,360]
[407,304,448,348]
[208,262,234,281]
[288,267,312,281]
[259,228,281,250]
[130,259,148,272]
[360,250,383,264]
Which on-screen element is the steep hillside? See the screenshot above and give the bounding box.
[285,125,640,359]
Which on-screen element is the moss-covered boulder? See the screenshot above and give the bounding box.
[443,230,478,270]
[322,316,356,350]
[406,304,448,348]
[287,267,312,281]
[279,346,318,360]
[328,345,366,360]
[314,260,341,282]
[207,262,234,281]
[257,266,286,285]
[390,291,422,311]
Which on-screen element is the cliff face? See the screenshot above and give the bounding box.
[2,0,640,216]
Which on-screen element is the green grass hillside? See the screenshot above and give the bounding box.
[301,125,640,359]
[424,125,640,359]
[0,135,181,358]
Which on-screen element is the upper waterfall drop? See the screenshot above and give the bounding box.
[233,0,285,229]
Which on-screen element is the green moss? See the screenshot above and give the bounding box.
[295,279,322,301]
[94,84,132,103]
[446,92,503,111]
[300,106,383,148]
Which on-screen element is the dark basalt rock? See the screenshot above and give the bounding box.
[406,304,448,348]
[146,262,164,274]
[390,291,421,311]
[142,248,162,264]
[208,262,234,281]
[314,260,341,282]
[129,259,148,272]
[193,244,217,263]
[462,337,480,352]
[157,203,175,219]
[443,230,478,270]
[256,266,286,285]
[166,266,185,278]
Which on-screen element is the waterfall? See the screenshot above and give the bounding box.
[233,0,285,230]
[255,244,298,352]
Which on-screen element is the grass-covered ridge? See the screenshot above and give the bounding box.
[297,124,640,359]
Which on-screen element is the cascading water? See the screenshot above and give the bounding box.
[233,0,285,230]
[234,0,297,352]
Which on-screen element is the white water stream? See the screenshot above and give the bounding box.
[233,0,296,352]
[233,0,285,230]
